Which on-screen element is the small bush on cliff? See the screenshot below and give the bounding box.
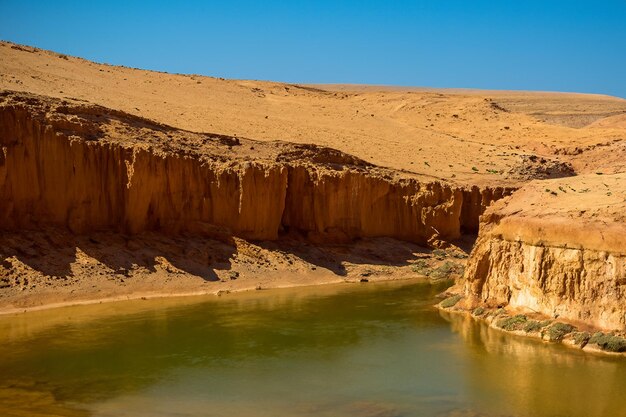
[523,320,541,333]
[523,320,552,333]
[572,331,591,347]
[472,307,485,316]
[430,262,453,280]
[441,295,462,308]
[497,314,527,331]
[412,260,464,280]
[588,332,626,352]
[411,260,432,276]
[430,261,465,280]
[545,322,575,341]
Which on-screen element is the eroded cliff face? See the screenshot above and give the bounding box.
[0,103,288,240]
[458,175,626,331]
[464,235,626,330]
[0,91,511,246]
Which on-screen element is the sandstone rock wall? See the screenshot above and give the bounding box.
[463,236,626,330]
[459,186,510,233]
[460,176,626,331]
[0,93,511,244]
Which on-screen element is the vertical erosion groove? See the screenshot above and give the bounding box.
[0,105,510,244]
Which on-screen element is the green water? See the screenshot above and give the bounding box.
[0,280,625,417]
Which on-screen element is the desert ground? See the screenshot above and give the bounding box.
[2,41,625,185]
[1,40,625,349]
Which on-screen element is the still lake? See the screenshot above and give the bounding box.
[0,280,625,417]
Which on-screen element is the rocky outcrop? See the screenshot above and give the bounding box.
[0,91,511,245]
[457,174,626,331]
[459,186,511,233]
[463,237,626,330]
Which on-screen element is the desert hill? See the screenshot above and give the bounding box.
[2,41,625,186]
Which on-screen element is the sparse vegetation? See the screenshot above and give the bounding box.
[572,331,591,347]
[523,319,552,333]
[412,259,463,280]
[472,307,485,316]
[411,259,431,275]
[545,322,575,341]
[588,332,626,352]
[471,166,479,172]
[440,294,462,308]
[429,261,464,280]
[497,314,527,331]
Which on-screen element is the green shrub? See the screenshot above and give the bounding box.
[494,308,507,316]
[497,314,527,331]
[588,332,626,352]
[430,262,453,280]
[523,320,541,333]
[411,260,432,276]
[441,295,462,308]
[523,319,553,333]
[545,322,575,341]
[472,307,485,316]
[572,331,591,347]
[415,260,464,280]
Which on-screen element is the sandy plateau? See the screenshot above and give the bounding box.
[1,41,626,352]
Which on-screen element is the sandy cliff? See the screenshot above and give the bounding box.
[454,174,626,331]
[0,91,511,246]
[0,90,492,311]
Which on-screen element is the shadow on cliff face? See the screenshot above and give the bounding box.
[0,228,235,285]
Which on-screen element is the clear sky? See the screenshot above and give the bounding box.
[1,0,625,98]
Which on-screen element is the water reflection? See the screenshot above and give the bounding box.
[442,311,626,417]
[0,281,625,417]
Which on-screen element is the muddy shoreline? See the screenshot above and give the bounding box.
[0,273,429,316]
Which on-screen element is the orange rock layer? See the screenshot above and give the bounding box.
[458,175,626,330]
[0,91,512,244]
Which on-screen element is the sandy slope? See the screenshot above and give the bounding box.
[2,41,625,187]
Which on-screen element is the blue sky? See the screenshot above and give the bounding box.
[1,1,625,98]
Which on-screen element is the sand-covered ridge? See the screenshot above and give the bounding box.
[2,40,625,186]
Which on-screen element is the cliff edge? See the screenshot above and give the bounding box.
[443,174,626,352]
